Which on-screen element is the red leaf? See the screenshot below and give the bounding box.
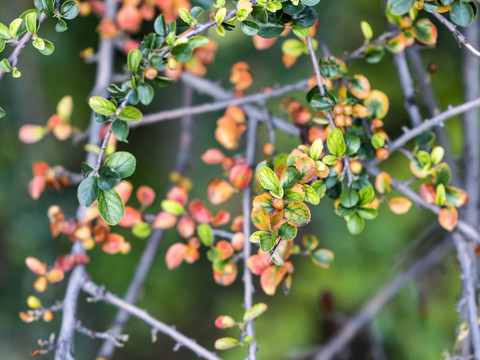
[231,232,244,251]
[167,186,188,206]
[177,216,196,238]
[216,241,234,260]
[208,179,234,205]
[29,176,46,199]
[213,262,237,286]
[246,251,270,275]
[231,215,243,232]
[119,206,142,227]
[438,207,458,231]
[215,316,235,329]
[212,211,231,227]
[260,266,287,296]
[202,149,225,164]
[115,181,133,204]
[229,163,252,189]
[420,182,436,204]
[153,211,177,229]
[136,186,155,207]
[188,199,212,223]
[166,243,187,269]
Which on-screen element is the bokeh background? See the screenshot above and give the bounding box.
[0,0,471,359]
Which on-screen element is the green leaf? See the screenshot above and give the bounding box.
[241,20,259,36]
[285,201,311,227]
[312,249,334,268]
[327,128,346,156]
[361,20,373,41]
[0,23,12,40]
[371,133,385,149]
[198,223,213,247]
[104,151,136,178]
[280,166,300,189]
[260,231,276,251]
[9,19,22,38]
[137,84,154,105]
[89,96,117,116]
[42,0,55,16]
[258,166,281,192]
[161,199,185,215]
[118,106,143,122]
[81,162,93,177]
[243,303,268,323]
[127,49,142,73]
[357,186,374,207]
[309,94,334,111]
[188,36,209,49]
[258,21,286,39]
[303,185,320,205]
[215,337,239,350]
[77,176,99,207]
[0,107,5,118]
[97,189,125,225]
[300,0,320,6]
[60,0,79,20]
[132,222,151,238]
[364,45,384,64]
[26,12,37,35]
[154,15,167,37]
[38,38,54,55]
[387,0,415,15]
[309,139,324,160]
[432,163,451,186]
[451,1,476,27]
[97,166,122,191]
[282,39,305,57]
[346,213,364,234]
[357,207,378,219]
[345,134,361,156]
[55,19,68,32]
[278,222,297,240]
[154,76,175,88]
[250,230,270,243]
[112,120,129,143]
[436,183,446,205]
[33,38,45,51]
[340,188,359,208]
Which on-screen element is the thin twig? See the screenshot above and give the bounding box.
[432,12,480,57]
[75,321,128,347]
[343,31,397,63]
[0,13,48,80]
[291,236,453,360]
[82,280,222,360]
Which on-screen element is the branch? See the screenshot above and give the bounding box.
[291,236,453,360]
[82,280,222,360]
[242,107,259,360]
[132,77,309,128]
[55,1,118,358]
[96,84,194,359]
[365,165,480,243]
[75,321,128,348]
[0,13,47,80]
[432,12,480,57]
[306,35,335,128]
[343,31,397,63]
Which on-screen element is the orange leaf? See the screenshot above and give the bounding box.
[213,262,237,286]
[102,233,129,254]
[216,241,234,261]
[26,257,47,275]
[419,182,436,204]
[165,243,188,269]
[438,207,458,231]
[251,207,272,231]
[388,197,412,215]
[215,315,235,329]
[136,186,155,207]
[246,252,270,275]
[177,216,196,238]
[28,176,46,200]
[185,245,200,264]
[115,181,133,204]
[119,206,142,227]
[253,35,277,50]
[52,123,72,141]
[153,211,177,229]
[208,179,234,205]
[167,185,188,206]
[260,266,287,296]
[375,172,391,194]
[231,215,243,232]
[202,149,225,164]
[229,163,252,189]
[188,199,212,223]
[46,268,64,283]
[212,211,231,227]
[33,276,47,292]
[231,232,244,251]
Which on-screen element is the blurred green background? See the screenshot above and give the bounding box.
[0,0,470,359]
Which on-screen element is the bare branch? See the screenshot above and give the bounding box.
[82,280,222,360]
[432,12,480,57]
[75,321,128,348]
[291,236,453,360]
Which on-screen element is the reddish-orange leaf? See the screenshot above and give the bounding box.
[260,266,288,296]
[438,207,458,231]
[136,186,155,207]
[231,232,244,251]
[165,243,187,269]
[420,182,436,204]
[253,35,277,50]
[153,211,177,229]
[19,125,46,144]
[375,172,391,194]
[251,207,272,231]
[53,123,72,141]
[216,240,234,260]
[189,237,201,249]
[102,233,127,254]
[215,123,238,150]
[167,185,188,206]
[188,199,212,223]
[32,162,50,177]
[213,262,237,286]
[115,181,133,204]
[26,257,47,275]
[208,179,234,205]
[229,163,252,189]
[212,211,231,227]
[231,215,243,232]
[28,176,46,200]
[119,206,142,227]
[293,156,317,184]
[215,316,235,329]
[116,5,142,32]
[349,74,371,100]
[19,311,35,323]
[202,149,225,164]
[46,268,64,283]
[388,197,412,215]
[177,216,196,238]
[33,276,47,292]
[185,245,200,264]
[246,251,270,275]
[288,102,312,126]
[285,201,311,227]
